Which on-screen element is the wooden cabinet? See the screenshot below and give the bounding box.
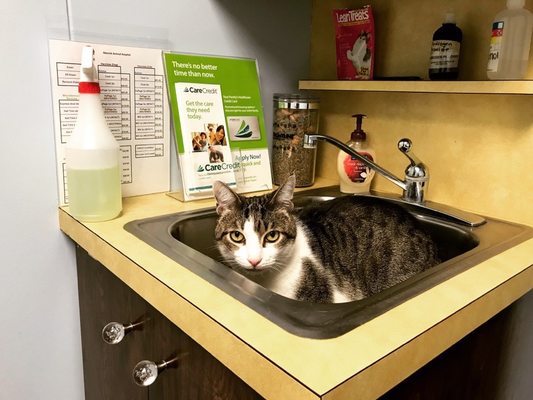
[76,244,531,399]
[75,246,261,400]
[77,246,148,400]
[380,293,532,400]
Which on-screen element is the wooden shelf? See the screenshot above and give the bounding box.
[299,80,533,95]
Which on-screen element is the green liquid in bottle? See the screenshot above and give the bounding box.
[67,165,122,222]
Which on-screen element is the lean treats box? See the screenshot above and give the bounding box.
[333,6,375,80]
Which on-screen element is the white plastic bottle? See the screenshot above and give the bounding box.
[487,0,533,79]
[65,46,122,222]
[336,114,376,194]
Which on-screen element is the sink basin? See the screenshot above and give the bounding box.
[125,187,532,339]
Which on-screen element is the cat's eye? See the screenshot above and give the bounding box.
[228,231,245,243]
[264,230,281,243]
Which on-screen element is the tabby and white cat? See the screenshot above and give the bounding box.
[212,175,439,303]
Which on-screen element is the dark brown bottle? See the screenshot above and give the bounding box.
[429,13,462,80]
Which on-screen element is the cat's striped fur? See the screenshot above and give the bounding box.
[213,175,439,303]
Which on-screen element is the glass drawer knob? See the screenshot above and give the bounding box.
[132,357,178,387]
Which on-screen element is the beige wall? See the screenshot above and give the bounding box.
[308,0,533,225]
[310,0,533,80]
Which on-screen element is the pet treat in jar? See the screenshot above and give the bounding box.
[272,94,319,187]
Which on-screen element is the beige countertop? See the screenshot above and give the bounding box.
[59,179,533,399]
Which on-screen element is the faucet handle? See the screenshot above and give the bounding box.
[398,138,418,163]
[397,138,429,203]
[398,138,412,153]
[397,138,427,179]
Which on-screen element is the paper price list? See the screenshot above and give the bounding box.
[49,40,171,205]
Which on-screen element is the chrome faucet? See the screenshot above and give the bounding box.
[303,133,485,227]
[303,134,428,203]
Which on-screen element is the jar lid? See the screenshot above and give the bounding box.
[273,93,320,110]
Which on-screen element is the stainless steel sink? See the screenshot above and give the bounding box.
[125,186,533,339]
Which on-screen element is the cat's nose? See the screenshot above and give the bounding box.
[247,257,262,268]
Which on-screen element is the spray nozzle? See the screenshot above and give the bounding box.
[79,46,96,83]
[81,46,94,68]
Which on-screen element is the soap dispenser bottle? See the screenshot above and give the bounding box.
[336,114,376,193]
[65,46,122,222]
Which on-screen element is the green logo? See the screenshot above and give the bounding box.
[197,165,205,172]
[235,120,252,138]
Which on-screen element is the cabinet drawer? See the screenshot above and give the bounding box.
[76,246,261,399]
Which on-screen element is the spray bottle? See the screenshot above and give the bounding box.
[65,46,122,222]
[336,114,376,193]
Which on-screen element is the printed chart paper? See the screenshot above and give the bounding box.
[163,52,272,201]
[48,40,170,205]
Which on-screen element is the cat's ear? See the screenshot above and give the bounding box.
[213,181,241,215]
[268,174,295,211]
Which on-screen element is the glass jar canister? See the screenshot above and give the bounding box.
[272,94,320,187]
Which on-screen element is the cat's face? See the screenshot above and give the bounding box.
[213,176,297,272]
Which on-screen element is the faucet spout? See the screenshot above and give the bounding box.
[304,133,429,203]
[304,133,407,190]
[303,133,485,225]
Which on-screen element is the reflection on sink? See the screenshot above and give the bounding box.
[125,187,532,339]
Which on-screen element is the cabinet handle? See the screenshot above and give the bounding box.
[132,356,178,387]
[101,320,144,344]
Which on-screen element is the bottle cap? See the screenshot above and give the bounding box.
[444,12,456,24]
[351,114,367,141]
[507,0,525,9]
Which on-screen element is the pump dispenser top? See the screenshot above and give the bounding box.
[337,113,376,194]
[65,46,122,222]
[351,114,367,141]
